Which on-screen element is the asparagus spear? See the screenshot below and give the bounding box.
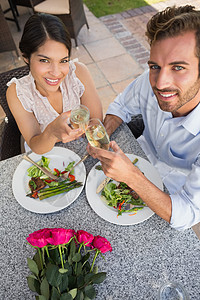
[38,181,83,200]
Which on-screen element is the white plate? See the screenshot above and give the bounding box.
[12,147,86,214]
[86,154,163,225]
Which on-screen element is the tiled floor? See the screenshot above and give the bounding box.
[1,0,200,238]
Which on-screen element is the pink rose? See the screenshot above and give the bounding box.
[92,235,112,253]
[46,228,75,245]
[76,230,94,247]
[26,228,51,248]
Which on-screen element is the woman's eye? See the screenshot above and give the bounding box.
[61,59,70,63]
[40,59,49,63]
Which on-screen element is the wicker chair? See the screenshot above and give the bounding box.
[0,5,20,57]
[34,0,89,47]
[0,65,29,161]
[12,0,45,12]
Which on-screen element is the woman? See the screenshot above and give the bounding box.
[6,13,103,154]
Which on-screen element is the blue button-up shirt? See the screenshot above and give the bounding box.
[107,70,200,230]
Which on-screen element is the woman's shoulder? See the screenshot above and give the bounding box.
[73,61,88,76]
[7,72,32,87]
[6,73,34,111]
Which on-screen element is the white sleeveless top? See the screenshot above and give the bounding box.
[7,61,85,133]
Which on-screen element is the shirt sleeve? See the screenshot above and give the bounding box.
[7,76,33,112]
[170,155,200,230]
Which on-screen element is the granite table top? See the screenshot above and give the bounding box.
[1,123,200,299]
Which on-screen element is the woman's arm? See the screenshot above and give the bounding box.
[74,62,103,121]
[6,83,83,154]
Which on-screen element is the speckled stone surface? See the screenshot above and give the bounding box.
[1,123,200,299]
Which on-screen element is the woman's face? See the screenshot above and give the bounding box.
[28,39,70,96]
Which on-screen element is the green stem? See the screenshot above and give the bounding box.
[38,248,44,270]
[90,249,99,272]
[59,245,64,269]
[45,246,50,258]
[75,243,83,274]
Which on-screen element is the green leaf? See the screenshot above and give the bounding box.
[49,248,61,265]
[38,296,47,300]
[60,293,73,300]
[84,273,93,284]
[68,288,77,299]
[68,275,76,290]
[59,268,68,274]
[75,290,84,300]
[33,250,43,271]
[84,285,96,299]
[28,274,38,280]
[84,297,91,300]
[59,273,69,294]
[51,286,60,300]
[46,263,62,287]
[76,262,83,276]
[81,253,90,264]
[40,277,50,299]
[90,272,107,284]
[69,240,76,259]
[27,276,40,294]
[77,275,84,288]
[72,253,81,263]
[27,257,39,276]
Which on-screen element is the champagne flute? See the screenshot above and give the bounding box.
[70,104,90,131]
[85,118,110,150]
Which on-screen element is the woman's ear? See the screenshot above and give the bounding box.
[23,56,29,65]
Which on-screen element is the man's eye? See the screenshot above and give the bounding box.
[149,65,160,70]
[174,66,184,71]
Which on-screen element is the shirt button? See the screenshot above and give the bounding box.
[160,133,164,137]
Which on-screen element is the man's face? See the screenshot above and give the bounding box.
[148,31,200,117]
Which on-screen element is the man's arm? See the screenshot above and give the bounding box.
[103,114,123,137]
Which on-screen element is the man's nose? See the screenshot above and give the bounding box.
[155,69,172,90]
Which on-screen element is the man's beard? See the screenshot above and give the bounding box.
[153,78,200,114]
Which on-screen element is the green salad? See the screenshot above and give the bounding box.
[26,156,82,200]
[102,181,146,216]
[96,158,146,216]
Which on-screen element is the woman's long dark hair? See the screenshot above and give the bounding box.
[19,13,71,62]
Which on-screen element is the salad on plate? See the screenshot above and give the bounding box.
[26,156,83,200]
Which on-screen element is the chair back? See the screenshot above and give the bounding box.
[0,5,19,56]
[0,65,29,161]
[34,0,89,47]
[13,0,45,10]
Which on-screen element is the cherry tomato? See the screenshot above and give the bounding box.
[68,174,75,182]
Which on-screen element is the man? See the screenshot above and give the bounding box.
[87,5,200,230]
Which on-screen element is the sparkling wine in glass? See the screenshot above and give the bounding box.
[70,104,90,131]
[85,118,110,150]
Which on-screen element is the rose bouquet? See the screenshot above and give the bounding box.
[26,228,112,300]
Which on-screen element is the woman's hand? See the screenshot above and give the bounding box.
[47,111,84,143]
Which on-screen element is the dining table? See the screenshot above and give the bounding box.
[1,122,200,300]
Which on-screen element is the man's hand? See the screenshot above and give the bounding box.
[87,140,172,223]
